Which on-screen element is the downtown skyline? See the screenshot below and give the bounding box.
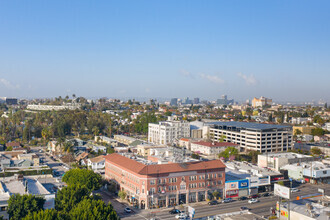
[0,1,329,102]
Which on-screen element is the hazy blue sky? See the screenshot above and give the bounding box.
[0,1,329,102]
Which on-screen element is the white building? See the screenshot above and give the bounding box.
[0,175,55,219]
[148,119,190,145]
[190,141,239,156]
[92,145,107,153]
[27,104,80,111]
[87,155,105,170]
[323,122,330,131]
[258,152,314,171]
[207,121,293,153]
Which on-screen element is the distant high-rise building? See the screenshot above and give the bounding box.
[183,97,192,105]
[170,98,178,106]
[216,95,234,105]
[252,96,272,107]
[3,98,18,105]
[193,98,200,104]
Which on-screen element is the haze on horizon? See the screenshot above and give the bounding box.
[0,1,329,103]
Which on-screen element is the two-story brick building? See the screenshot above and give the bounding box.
[105,153,226,209]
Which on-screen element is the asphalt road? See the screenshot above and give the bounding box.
[116,183,330,220]
[31,146,69,175]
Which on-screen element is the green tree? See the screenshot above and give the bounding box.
[294,129,302,136]
[118,190,127,200]
[62,169,102,191]
[69,199,118,220]
[191,153,200,159]
[8,194,45,220]
[311,128,325,137]
[23,209,68,220]
[107,147,115,154]
[55,185,90,212]
[218,147,238,159]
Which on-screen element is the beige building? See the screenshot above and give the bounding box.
[114,135,138,145]
[17,153,40,166]
[293,126,315,135]
[252,96,272,108]
[137,144,166,156]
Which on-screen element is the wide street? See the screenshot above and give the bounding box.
[31,146,69,176]
[104,183,330,220]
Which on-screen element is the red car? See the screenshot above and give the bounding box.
[249,194,260,199]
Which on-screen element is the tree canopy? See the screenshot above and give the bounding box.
[55,185,90,212]
[8,194,45,220]
[69,199,118,220]
[23,209,68,220]
[62,169,102,191]
[218,147,239,159]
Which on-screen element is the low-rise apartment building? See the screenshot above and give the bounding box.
[105,153,225,209]
[207,121,293,153]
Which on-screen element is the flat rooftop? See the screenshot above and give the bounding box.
[208,121,291,131]
[225,161,281,177]
[262,152,312,159]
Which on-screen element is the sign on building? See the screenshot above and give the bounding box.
[274,184,290,199]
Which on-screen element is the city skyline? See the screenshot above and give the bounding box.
[1,1,330,102]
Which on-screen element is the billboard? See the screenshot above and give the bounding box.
[249,176,270,187]
[238,179,249,189]
[274,184,290,199]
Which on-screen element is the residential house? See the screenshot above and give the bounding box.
[87,155,105,170]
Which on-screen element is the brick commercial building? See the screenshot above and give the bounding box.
[105,153,226,209]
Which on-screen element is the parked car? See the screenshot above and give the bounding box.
[291,188,299,193]
[124,207,132,213]
[175,213,188,219]
[238,196,248,201]
[249,194,260,199]
[248,198,259,204]
[240,206,249,211]
[208,200,218,205]
[222,198,233,203]
[169,209,181,214]
[263,193,271,197]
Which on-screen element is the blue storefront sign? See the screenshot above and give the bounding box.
[238,179,249,189]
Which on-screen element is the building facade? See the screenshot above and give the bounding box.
[105,153,226,209]
[252,96,272,107]
[190,141,239,156]
[258,152,314,171]
[207,121,293,153]
[148,120,190,145]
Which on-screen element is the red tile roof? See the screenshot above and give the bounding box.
[105,153,226,175]
[191,141,238,148]
[105,153,146,174]
[180,138,189,142]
